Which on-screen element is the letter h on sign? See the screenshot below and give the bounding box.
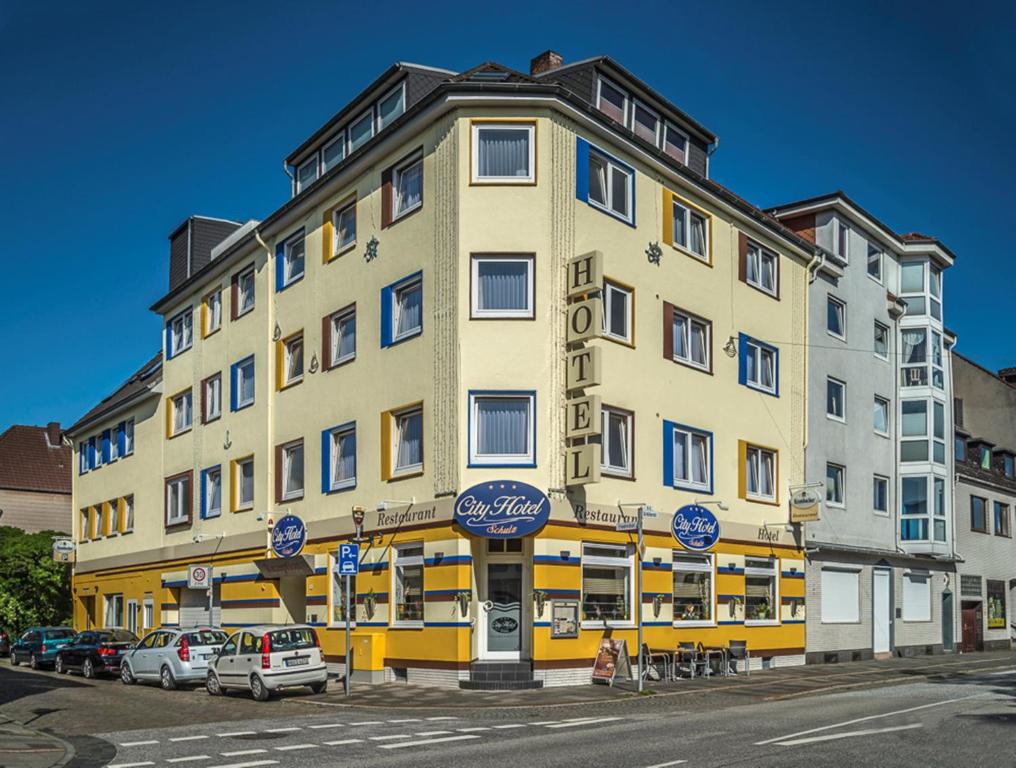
[568,251,603,297]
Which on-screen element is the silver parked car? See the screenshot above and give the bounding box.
[120,627,228,690]
[206,625,327,701]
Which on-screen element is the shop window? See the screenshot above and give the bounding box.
[104,594,124,628]
[987,580,1007,629]
[392,542,424,625]
[672,553,713,624]
[330,554,356,626]
[744,557,779,624]
[581,543,633,625]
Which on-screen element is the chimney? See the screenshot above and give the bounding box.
[999,367,1016,387]
[46,422,62,447]
[530,50,563,77]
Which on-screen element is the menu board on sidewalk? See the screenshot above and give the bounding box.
[591,638,631,686]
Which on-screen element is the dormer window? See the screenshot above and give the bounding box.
[596,75,692,168]
[632,101,659,144]
[596,77,628,124]
[377,84,405,131]
[663,124,688,164]
[348,109,374,154]
[322,134,345,172]
[296,156,318,193]
[1003,453,1015,478]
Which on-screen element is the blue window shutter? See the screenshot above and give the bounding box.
[380,284,393,347]
[575,138,590,202]
[662,420,674,487]
[321,428,331,494]
[737,333,748,385]
[230,362,238,411]
[165,322,173,359]
[275,241,285,292]
[87,437,96,469]
[116,422,126,455]
[101,430,111,463]
[199,469,207,519]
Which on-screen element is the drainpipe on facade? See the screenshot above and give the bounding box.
[894,300,909,557]
[282,161,296,197]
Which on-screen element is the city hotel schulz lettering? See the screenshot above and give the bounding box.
[672,504,721,551]
[454,482,551,538]
[566,251,604,487]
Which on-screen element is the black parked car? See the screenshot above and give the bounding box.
[55,629,138,678]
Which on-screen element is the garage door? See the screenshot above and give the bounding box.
[179,585,221,627]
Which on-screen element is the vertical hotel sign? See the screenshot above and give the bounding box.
[565,251,603,486]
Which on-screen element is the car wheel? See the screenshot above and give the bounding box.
[309,680,327,695]
[9,652,19,667]
[206,672,222,696]
[54,655,64,674]
[250,674,270,702]
[120,662,136,685]
[160,666,177,691]
[29,654,39,671]
[82,658,96,679]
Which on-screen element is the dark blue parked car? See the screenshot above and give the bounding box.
[9,627,76,669]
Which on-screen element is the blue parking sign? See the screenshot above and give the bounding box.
[338,543,359,575]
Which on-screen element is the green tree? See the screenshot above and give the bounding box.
[0,526,72,633]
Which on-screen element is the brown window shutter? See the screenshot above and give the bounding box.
[737,232,748,284]
[230,272,239,320]
[321,313,332,371]
[274,444,282,505]
[662,301,674,360]
[381,167,393,229]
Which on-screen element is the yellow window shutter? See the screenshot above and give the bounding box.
[321,209,333,264]
[661,188,673,246]
[737,440,747,500]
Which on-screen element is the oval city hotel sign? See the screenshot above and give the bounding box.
[453,481,550,539]
[672,504,721,551]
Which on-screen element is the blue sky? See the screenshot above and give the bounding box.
[1,0,1013,432]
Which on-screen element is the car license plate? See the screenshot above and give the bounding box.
[285,656,309,668]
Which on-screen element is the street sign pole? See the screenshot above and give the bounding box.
[636,505,643,694]
[337,541,360,698]
[344,573,351,697]
[208,566,214,624]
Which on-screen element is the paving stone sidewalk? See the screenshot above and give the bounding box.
[0,716,71,768]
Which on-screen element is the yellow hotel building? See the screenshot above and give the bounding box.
[69,52,822,687]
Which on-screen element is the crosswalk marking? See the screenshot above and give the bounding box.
[109,762,154,768]
[413,730,453,736]
[388,718,421,723]
[204,761,278,768]
[493,724,525,730]
[307,723,344,729]
[265,728,300,734]
[456,726,491,732]
[274,744,316,752]
[545,717,621,729]
[379,734,481,750]
[322,739,363,746]
[119,741,159,747]
[170,736,209,742]
[216,732,255,738]
[220,750,266,757]
[166,756,210,763]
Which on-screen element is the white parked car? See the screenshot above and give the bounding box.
[206,625,327,701]
[121,627,228,690]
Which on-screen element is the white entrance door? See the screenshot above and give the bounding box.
[480,560,523,661]
[873,569,891,654]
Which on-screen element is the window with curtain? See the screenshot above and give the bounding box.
[393,408,423,474]
[236,457,254,510]
[105,594,124,628]
[826,463,845,506]
[205,290,222,335]
[329,425,356,491]
[745,444,776,500]
[393,154,423,219]
[333,201,356,251]
[169,310,193,357]
[601,407,632,477]
[673,554,713,623]
[124,495,134,531]
[472,256,533,318]
[237,267,255,315]
[746,243,778,295]
[587,148,632,222]
[394,279,422,340]
[581,543,632,623]
[874,322,889,359]
[744,557,778,622]
[171,390,192,435]
[330,308,356,366]
[873,396,889,434]
[470,393,534,465]
[901,328,928,386]
[282,441,303,500]
[901,400,928,462]
[745,339,776,393]
[673,426,710,491]
[994,502,1010,537]
[235,357,255,408]
[473,123,534,182]
[204,374,221,422]
[166,475,189,524]
[393,542,424,623]
[672,309,710,370]
[109,499,119,534]
[283,334,303,386]
[827,296,846,338]
[377,84,404,130]
[205,468,221,518]
[330,557,356,625]
[602,280,632,342]
[826,378,845,420]
[283,235,305,286]
[873,475,889,512]
[672,199,709,260]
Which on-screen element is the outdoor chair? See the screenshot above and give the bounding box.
[674,642,708,679]
[727,639,751,676]
[640,643,671,682]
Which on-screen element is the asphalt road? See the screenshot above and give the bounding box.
[2,655,1015,767]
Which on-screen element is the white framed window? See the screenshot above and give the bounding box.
[663,123,689,164]
[826,463,845,507]
[601,279,633,343]
[672,199,709,260]
[109,429,120,462]
[746,242,778,296]
[204,374,221,422]
[469,392,535,467]
[105,593,124,628]
[234,457,254,511]
[631,100,659,144]
[392,542,424,626]
[204,290,222,336]
[827,296,846,340]
[282,333,304,387]
[322,132,345,172]
[874,395,890,436]
[820,568,860,623]
[326,423,356,492]
[233,356,255,410]
[471,122,535,183]
[167,309,193,358]
[471,255,534,319]
[329,306,356,367]
[392,277,422,342]
[744,444,777,501]
[170,390,193,435]
[902,571,931,622]
[587,148,633,223]
[166,474,190,526]
[392,152,423,220]
[280,440,304,501]
[282,234,305,288]
[348,108,374,154]
[867,242,883,282]
[79,508,89,542]
[296,155,318,193]
[123,494,134,532]
[744,338,777,394]
[826,377,846,421]
[376,82,405,131]
[673,553,714,625]
[672,308,710,370]
[108,499,120,536]
[673,425,711,492]
[392,406,423,476]
[124,419,134,455]
[143,596,154,630]
[204,467,222,519]
[333,200,356,253]
[873,474,889,514]
[874,321,889,360]
[581,542,634,625]
[126,598,139,634]
[744,557,779,624]
[836,219,850,261]
[596,76,628,124]
[236,266,255,316]
[601,406,633,478]
[901,399,929,462]
[329,553,356,626]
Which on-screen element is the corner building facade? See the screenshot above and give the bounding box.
[72,54,818,687]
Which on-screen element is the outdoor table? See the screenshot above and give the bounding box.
[700,646,729,677]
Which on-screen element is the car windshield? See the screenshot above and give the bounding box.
[96,630,138,643]
[44,630,75,640]
[182,631,227,646]
[269,628,316,651]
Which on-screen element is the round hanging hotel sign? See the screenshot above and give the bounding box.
[454,481,550,539]
[271,514,307,558]
[672,504,721,551]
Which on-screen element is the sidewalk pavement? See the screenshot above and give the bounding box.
[0,716,72,768]
[311,650,1016,710]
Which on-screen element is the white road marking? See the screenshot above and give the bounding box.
[456,726,491,732]
[109,762,154,768]
[217,732,255,738]
[323,739,363,746]
[379,734,481,750]
[274,744,316,752]
[755,693,984,745]
[644,761,687,768]
[220,751,266,758]
[774,723,923,746]
[170,735,209,742]
[307,723,344,729]
[493,724,525,730]
[167,756,210,763]
[204,761,278,768]
[264,728,300,734]
[388,718,421,723]
[425,716,458,721]
[546,717,621,729]
[989,669,1016,676]
[119,741,159,747]
[527,721,558,726]
[369,735,410,741]
[413,730,453,736]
